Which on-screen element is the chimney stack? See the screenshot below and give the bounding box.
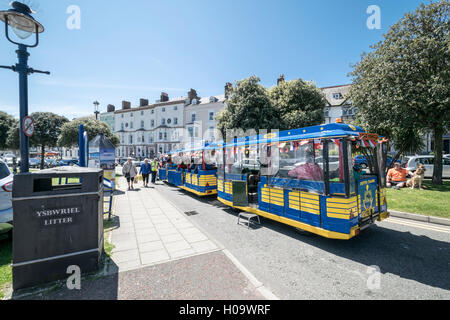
[160,92,169,102]
[277,74,285,86]
[107,104,115,113]
[188,89,199,103]
[122,101,131,110]
[225,82,233,99]
[140,99,149,107]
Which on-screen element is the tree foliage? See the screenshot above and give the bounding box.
[58,117,119,148]
[31,113,69,169]
[269,79,326,131]
[6,124,19,150]
[350,0,449,184]
[0,111,16,150]
[216,76,280,136]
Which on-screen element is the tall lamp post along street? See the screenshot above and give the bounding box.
[0,1,49,174]
[94,100,100,120]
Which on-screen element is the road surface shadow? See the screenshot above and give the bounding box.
[248,215,450,292]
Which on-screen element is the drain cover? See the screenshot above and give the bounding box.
[184,211,199,216]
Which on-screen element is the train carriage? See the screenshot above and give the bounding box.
[163,144,219,196]
[216,123,389,240]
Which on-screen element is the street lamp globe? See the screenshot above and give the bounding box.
[0,1,44,45]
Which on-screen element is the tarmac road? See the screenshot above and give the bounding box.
[154,183,450,300]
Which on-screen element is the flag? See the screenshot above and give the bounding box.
[333,139,341,147]
[299,140,309,146]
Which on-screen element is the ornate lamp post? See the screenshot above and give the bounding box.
[93,101,100,120]
[0,1,49,173]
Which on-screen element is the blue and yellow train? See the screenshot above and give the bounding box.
[160,123,390,240]
[159,144,218,196]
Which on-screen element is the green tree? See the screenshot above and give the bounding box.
[29,113,69,169]
[5,124,19,150]
[58,117,119,149]
[0,111,16,150]
[268,79,326,131]
[216,76,280,137]
[349,0,449,184]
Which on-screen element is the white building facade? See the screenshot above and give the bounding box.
[111,90,226,158]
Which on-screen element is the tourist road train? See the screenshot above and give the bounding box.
[158,123,389,240]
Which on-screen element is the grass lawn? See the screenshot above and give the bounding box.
[387,180,450,218]
[0,235,12,300]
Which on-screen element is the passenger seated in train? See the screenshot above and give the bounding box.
[288,162,323,181]
[178,162,187,170]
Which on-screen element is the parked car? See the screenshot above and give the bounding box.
[353,155,393,169]
[29,158,41,168]
[59,159,79,167]
[44,158,58,168]
[4,155,15,167]
[0,159,13,225]
[403,155,450,178]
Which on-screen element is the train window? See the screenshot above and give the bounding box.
[327,140,355,196]
[267,140,324,192]
[347,141,356,195]
[205,150,216,166]
[216,148,225,179]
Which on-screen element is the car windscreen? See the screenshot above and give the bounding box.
[0,162,11,180]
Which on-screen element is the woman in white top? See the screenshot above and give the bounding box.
[122,157,138,190]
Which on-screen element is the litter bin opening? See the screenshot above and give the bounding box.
[33,177,82,192]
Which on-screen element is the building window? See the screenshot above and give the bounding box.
[141,120,144,128]
[121,123,124,130]
[191,113,196,122]
[164,132,167,140]
[159,133,163,140]
[141,111,144,116]
[130,122,134,129]
[167,118,172,124]
[324,107,330,118]
[162,118,166,125]
[142,136,145,143]
[174,106,177,111]
[333,93,343,100]
[151,120,155,127]
[129,135,133,144]
[209,112,214,121]
[121,114,124,118]
[151,110,154,114]
[162,107,166,112]
[188,127,194,138]
[125,123,129,128]
[174,118,178,125]
[130,113,133,117]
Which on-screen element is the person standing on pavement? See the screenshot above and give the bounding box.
[151,158,158,184]
[123,157,138,190]
[140,158,151,188]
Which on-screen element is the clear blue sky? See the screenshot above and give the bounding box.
[0,0,426,119]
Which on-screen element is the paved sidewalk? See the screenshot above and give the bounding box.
[19,251,264,300]
[110,178,220,271]
[10,176,274,300]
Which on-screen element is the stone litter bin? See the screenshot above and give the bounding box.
[12,167,104,290]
